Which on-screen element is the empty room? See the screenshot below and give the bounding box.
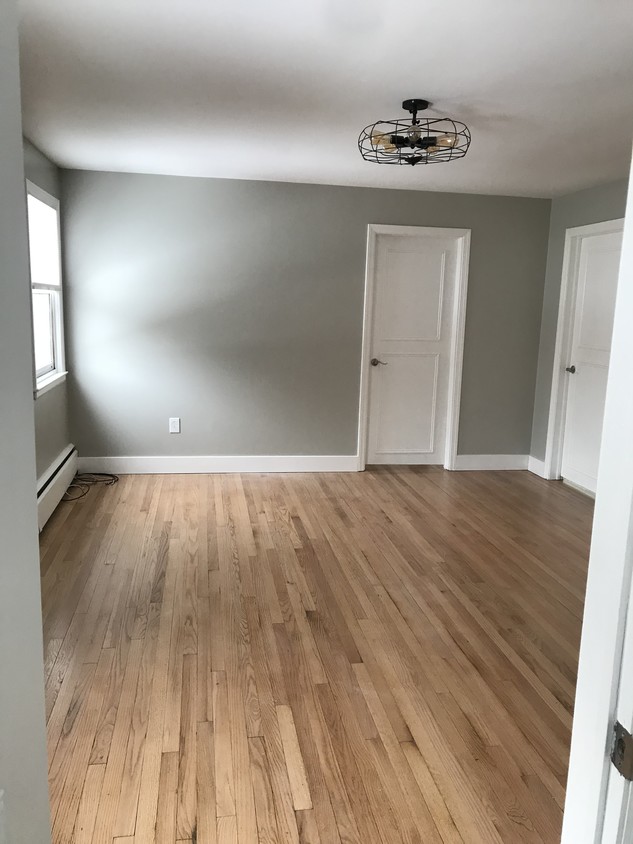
[3,1,633,843]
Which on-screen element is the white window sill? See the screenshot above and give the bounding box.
[34,371,67,399]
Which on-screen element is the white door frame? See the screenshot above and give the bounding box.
[543,218,625,481]
[357,224,471,471]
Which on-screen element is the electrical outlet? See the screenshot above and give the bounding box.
[169,417,181,434]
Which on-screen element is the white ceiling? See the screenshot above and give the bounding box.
[18,0,633,197]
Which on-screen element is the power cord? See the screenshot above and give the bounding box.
[62,472,119,502]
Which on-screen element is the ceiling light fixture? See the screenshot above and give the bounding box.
[358,98,471,166]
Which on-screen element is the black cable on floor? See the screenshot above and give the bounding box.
[62,472,119,502]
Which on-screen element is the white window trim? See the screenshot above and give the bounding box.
[35,370,67,399]
[26,179,66,398]
[33,288,56,379]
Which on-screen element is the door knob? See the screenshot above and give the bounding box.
[371,358,388,367]
[565,365,576,374]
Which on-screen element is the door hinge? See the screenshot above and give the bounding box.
[612,721,633,781]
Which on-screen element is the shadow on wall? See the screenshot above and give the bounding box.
[64,178,364,457]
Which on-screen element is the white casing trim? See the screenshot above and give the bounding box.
[451,454,529,471]
[77,455,360,474]
[527,456,548,478]
[37,444,77,530]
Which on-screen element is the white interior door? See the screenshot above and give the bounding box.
[365,229,463,465]
[560,229,623,493]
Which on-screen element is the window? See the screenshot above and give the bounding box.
[26,182,66,394]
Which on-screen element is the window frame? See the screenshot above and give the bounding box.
[26,180,67,397]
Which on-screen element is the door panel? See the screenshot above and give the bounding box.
[377,249,445,341]
[374,354,438,456]
[366,231,460,465]
[561,230,622,493]
[577,245,620,351]
[561,364,609,491]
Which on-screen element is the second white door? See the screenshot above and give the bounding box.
[561,227,623,493]
[365,228,465,465]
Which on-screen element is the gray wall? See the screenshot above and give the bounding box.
[530,178,629,460]
[62,170,551,458]
[33,381,71,478]
[0,2,51,841]
[23,139,72,479]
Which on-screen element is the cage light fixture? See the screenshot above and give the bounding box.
[358,98,471,166]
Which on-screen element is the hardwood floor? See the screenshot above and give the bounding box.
[39,467,593,843]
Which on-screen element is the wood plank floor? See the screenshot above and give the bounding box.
[39,467,593,844]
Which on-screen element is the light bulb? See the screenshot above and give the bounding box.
[371,131,389,146]
[371,131,396,151]
[426,134,459,154]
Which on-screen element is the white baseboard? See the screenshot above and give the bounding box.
[562,478,596,498]
[37,444,77,530]
[452,454,529,471]
[527,456,548,478]
[77,455,360,474]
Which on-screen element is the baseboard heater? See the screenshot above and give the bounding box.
[36,444,78,531]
